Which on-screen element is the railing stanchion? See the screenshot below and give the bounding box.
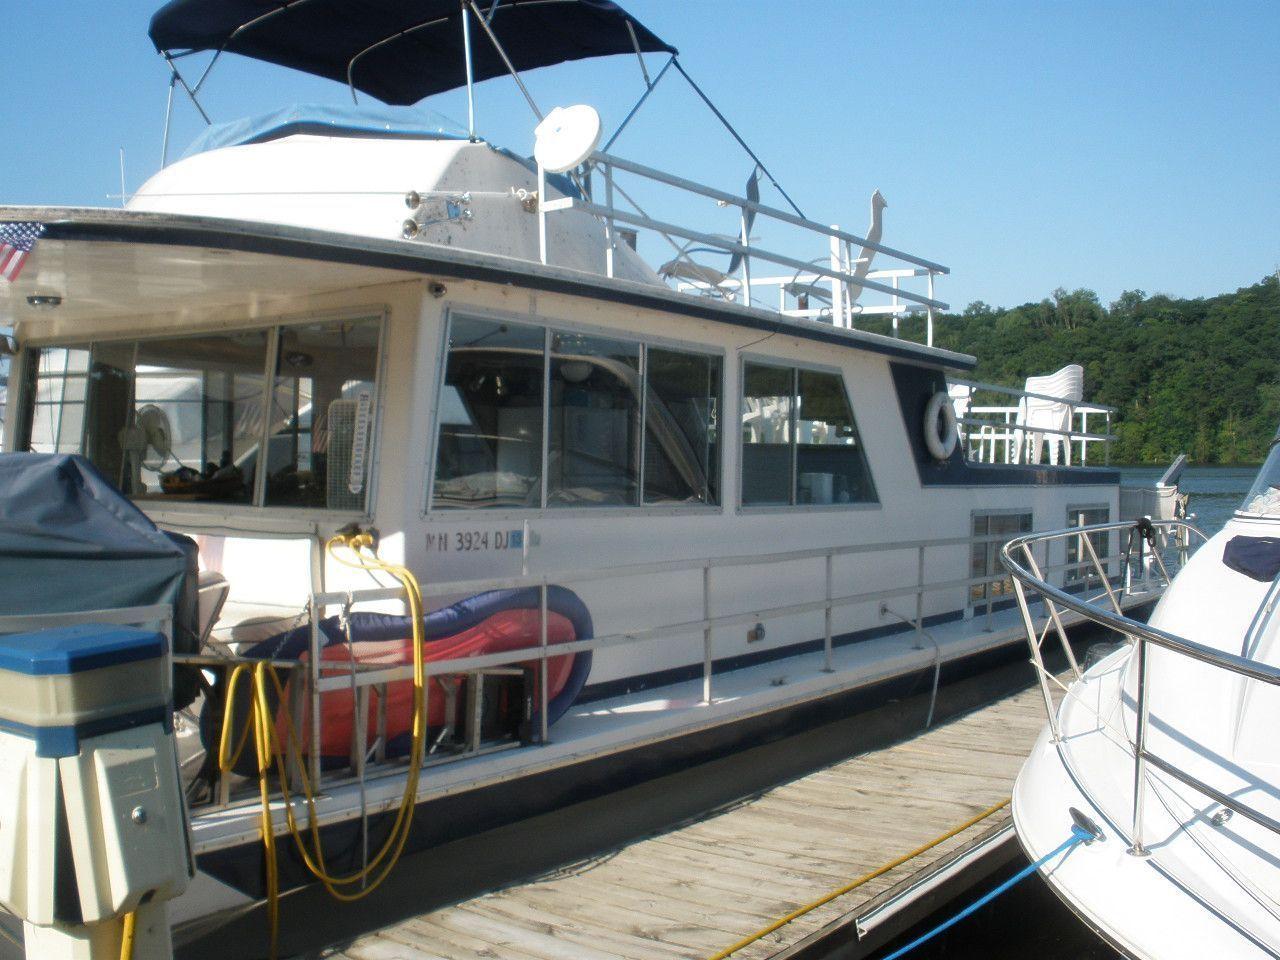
[539,580,549,744]
[915,546,925,650]
[702,564,713,704]
[604,163,616,278]
[308,596,322,790]
[1129,635,1150,856]
[1012,570,1060,742]
[1023,544,1082,678]
[738,208,752,305]
[823,552,834,672]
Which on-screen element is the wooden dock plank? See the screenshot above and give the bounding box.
[327,678,1058,960]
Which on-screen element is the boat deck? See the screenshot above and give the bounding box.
[321,667,1068,960]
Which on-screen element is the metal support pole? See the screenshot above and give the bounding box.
[823,553,834,672]
[539,581,550,744]
[914,546,925,650]
[604,164,616,278]
[926,272,936,347]
[828,229,844,326]
[460,0,477,140]
[702,564,713,704]
[738,208,752,305]
[1013,575,1061,741]
[308,597,322,789]
[537,164,548,264]
[467,0,543,121]
[160,73,177,169]
[1023,544,1082,678]
[1129,637,1150,856]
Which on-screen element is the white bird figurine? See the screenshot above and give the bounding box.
[848,189,887,305]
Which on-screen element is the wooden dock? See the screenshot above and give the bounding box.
[321,676,1061,960]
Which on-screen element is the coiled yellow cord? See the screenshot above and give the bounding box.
[218,531,428,958]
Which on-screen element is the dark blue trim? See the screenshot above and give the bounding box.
[0,625,166,677]
[0,706,172,758]
[889,362,1120,486]
[36,219,974,372]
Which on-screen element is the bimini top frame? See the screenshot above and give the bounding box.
[148,0,675,108]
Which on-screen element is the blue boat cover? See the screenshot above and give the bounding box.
[149,0,676,107]
[181,102,467,158]
[0,454,200,704]
[1223,535,1280,583]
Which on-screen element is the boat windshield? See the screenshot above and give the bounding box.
[1239,432,1280,516]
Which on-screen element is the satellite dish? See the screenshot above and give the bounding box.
[534,105,602,174]
[136,404,173,472]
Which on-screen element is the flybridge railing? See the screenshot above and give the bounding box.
[537,152,951,347]
[948,377,1116,466]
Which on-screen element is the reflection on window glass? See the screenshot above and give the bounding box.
[970,512,1033,606]
[432,317,545,509]
[741,363,793,506]
[29,347,90,454]
[1066,507,1110,584]
[265,319,380,510]
[644,349,721,505]
[548,332,641,507]
[130,333,270,503]
[796,369,876,505]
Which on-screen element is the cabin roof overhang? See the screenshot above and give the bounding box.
[0,206,976,371]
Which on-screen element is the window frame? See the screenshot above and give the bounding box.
[17,307,390,521]
[968,507,1034,615]
[1065,503,1112,586]
[736,353,880,514]
[425,307,727,519]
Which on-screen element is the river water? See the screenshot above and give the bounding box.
[863,465,1255,960]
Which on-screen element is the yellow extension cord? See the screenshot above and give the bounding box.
[218,532,429,959]
[703,797,1012,960]
[118,910,135,960]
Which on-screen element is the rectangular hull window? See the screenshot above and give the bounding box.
[741,363,793,506]
[796,369,876,505]
[265,319,381,510]
[644,349,721,505]
[28,347,91,454]
[742,362,876,507]
[970,511,1033,609]
[548,332,641,507]
[20,318,382,512]
[432,317,545,510]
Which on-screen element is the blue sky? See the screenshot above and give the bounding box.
[2,1,1277,310]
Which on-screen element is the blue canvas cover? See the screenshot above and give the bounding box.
[149,0,675,106]
[0,453,200,704]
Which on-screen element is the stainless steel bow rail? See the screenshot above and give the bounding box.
[1001,518,1280,855]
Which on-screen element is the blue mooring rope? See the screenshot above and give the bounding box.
[878,825,1093,960]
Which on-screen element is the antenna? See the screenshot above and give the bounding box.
[533,105,602,174]
[118,148,127,207]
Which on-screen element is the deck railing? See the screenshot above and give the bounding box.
[170,523,1163,820]
[1000,519,1280,855]
[948,377,1116,466]
[537,151,951,346]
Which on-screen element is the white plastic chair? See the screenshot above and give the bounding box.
[1013,364,1083,465]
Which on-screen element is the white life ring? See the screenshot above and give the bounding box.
[923,392,959,461]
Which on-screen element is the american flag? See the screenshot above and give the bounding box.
[0,222,46,283]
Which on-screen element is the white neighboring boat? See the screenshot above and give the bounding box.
[0,0,1165,945]
[1010,462,1280,958]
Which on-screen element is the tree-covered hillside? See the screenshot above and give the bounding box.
[875,275,1280,465]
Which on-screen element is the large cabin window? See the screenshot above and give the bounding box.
[740,361,876,507]
[969,510,1033,611]
[430,314,722,511]
[432,317,546,510]
[20,317,383,512]
[644,349,721,505]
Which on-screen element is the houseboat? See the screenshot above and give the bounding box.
[0,0,1161,948]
